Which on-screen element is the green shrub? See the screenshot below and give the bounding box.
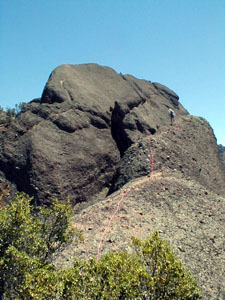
[62,232,202,300]
[62,252,147,299]
[0,193,202,299]
[0,193,80,299]
[0,102,26,125]
[131,231,202,299]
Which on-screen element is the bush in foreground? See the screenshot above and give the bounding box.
[62,232,201,299]
[0,193,202,299]
[0,193,80,299]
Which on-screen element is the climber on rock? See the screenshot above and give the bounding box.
[168,108,175,125]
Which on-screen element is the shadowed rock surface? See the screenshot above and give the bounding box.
[0,63,188,205]
[53,113,225,300]
[218,144,225,167]
[109,115,225,196]
[0,63,224,299]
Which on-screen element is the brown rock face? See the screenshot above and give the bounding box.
[109,115,225,196]
[60,170,225,300]
[0,63,188,204]
[0,63,224,299]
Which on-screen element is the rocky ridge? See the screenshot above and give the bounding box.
[0,63,189,205]
[0,64,224,299]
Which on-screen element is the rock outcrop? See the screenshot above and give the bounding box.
[109,115,225,196]
[0,63,224,299]
[0,63,188,205]
[59,168,225,300]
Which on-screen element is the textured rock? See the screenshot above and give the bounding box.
[152,82,179,106]
[57,170,225,300]
[0,63,225,299]
[109,116,225,196]
[0,63,188,204]
[218,144,225,167]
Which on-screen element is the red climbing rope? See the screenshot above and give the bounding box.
[96,122,179,261]
[96,188,130,261]
[96,133,155,261]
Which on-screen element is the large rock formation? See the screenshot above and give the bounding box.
[109,115,225,196]
[59,166,225,300]
[0,63,188,205]
[0,64,224,299]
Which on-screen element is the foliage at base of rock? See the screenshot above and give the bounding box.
[0,193,81,299]
[0,193,201,299]
[131,232,202,299]
[63,232,201,300]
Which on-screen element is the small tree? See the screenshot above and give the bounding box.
[0,103,26,126]
[0,194,202,299]
[0,193,81,299]
[5,107,16,124]
[131,231,202,299]
[62,252,147,299]
[15,102,26,115]
[0,109,7,125]
[62,232,202,300]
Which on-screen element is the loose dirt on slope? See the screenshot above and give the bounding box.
[55,169,224,300]
[1,64,224,299]
[54,116,225,300]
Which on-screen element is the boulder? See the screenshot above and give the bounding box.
[0,63,188,204]
[0,63,224,299]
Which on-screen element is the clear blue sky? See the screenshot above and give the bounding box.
[1,0,224,144]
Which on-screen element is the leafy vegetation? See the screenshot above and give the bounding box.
[0,193,202,299]
[62,233,201,299]
[0,102,26,125]
[131,232,202,299]
[0,193,81,299]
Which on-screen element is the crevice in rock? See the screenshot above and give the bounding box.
[74,105,111,127]
[111,101,133,157]
[42,90,64,104]
[89,116,108,129]
[30,104,52,120]
[110,97,151,157]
